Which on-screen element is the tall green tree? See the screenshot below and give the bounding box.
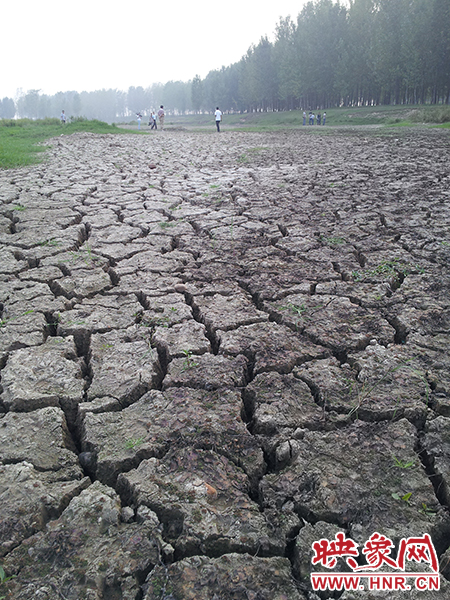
[273,16,298,109]
[252,37,278,110]
[429,0,450,102]
[341,0,378,105]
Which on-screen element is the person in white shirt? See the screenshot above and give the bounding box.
[215,107,222,132]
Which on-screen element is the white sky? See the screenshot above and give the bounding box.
[1,0,309,99]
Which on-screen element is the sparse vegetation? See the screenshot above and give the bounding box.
[125,437,145,450]
[320,235,347,246]
[391,491,412,504]
[152,104,450,133]
[0,564,16,599]
[0,118,136,170]
[181,349,199,371]
[392,456,415,469]
[352,259,411,282]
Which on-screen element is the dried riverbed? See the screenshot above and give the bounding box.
[1,126,450,599]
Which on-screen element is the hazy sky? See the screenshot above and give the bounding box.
[2,0,310,99]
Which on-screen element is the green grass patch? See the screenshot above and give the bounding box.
[0,118,137,170]
[158,104,450,132]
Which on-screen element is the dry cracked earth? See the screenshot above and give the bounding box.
[0,126,450,600]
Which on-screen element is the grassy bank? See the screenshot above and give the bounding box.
[0,118,137,170]
[162,104,450,131]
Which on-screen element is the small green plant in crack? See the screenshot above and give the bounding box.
[11,204,26,211]
[392,455,415,469]
[281,302,307,317]
[391,491,412,505]
[181,349,199,371]
[100,343,114,350]
[39,238,60,247]
[415,264,426,274]
[137,329,156,361]
[84,244,96,262]
[125,437,145,450]
[320,235,346,246]
[0,564,16,599]
[150,571,174,598]
[0,309,34,328]
[348,361,431,418]
[353,259,411,282]
[68,246,100,267]
[419,502,437,517]
[370,259,407,277]
[158,221,176,229]
[65,319,86,327]
[279,301,309,330]
[145,315,170,327]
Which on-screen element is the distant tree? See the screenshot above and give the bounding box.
[37,94,52,118]
[191,75,203,113]
[0,97,16,119]
[340,0,377,106]
[72,92,82,117]
[238,48,257,111]
[216,64,241,112]
[127,86,146,116]
[115,90,127,119]
[252,36,278,110]
[203,69,228,112]
[17,89,40,119]
[162,81,191,114]
[273,16,298,110]
[429,0,450,102]
[146,83,164,113]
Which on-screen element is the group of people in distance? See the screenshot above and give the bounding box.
[134,107,166,130]
[145,106,165,130]
[303,110,326,126]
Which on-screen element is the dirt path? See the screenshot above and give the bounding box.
[1,127,450,599]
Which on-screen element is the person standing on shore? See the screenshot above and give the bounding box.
[60,110,66,124]
[157,106,165,130]
[215,107,222,132]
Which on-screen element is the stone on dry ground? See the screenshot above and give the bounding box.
[0,127,449,598]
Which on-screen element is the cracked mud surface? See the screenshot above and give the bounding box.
[1,127,450,599]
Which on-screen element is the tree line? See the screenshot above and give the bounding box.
[1,0,449,122]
